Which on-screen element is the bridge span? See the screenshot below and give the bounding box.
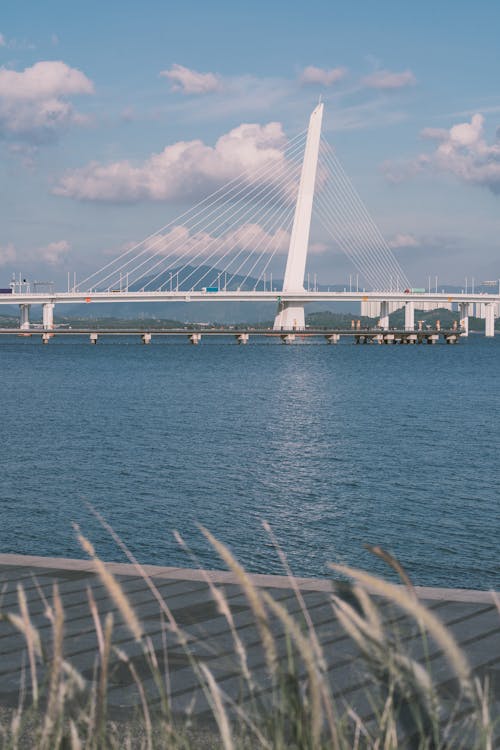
[1,289,498,337]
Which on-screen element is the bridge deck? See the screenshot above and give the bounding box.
[0,553,497,731]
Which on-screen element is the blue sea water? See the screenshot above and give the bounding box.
[0,334,498,590]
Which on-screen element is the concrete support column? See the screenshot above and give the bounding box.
[42,302,55,330]
[141,333,152,344]
[325,333,340,344]
[90,333,98,345]
[485,303,495,337]
[379,300,389,330]
[281,334,295,344]
[189,333,202,345]
[459,302,469,337]
[404,300,414,331]
[19,304,31,331]
[273,301,305,331]
[235,333,249,344]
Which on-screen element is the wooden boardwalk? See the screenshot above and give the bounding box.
[0,553,498,729]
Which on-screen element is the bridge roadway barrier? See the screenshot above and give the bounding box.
[0,552,497,732]
[0,327,465,345]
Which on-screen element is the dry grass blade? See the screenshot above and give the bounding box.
[261,522,341,748]
[200,663,234,750]
[353,585,384,644]
[41,583,65,749]
[174,529,254,691]
[75,528,143,642]
[261,590,324,749]
[97,612,113,742]
[83,507,190,645]
[262,521,327,670]
[16,584,42,706]
[69,719,82,750]
[330,563,473,696]
[127,659,153,750]
[200,525,278,676]
[87,586,105,659]
[365,545,416,598]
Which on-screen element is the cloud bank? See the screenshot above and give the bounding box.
[363,69,416,90]
[39,239,71,264]
[388,233,419,249]
[54,121,292,202]
[0,60,93,141]
[160,64,221,94]
[0,242,16,266]
[299,66,347,86]
[141,223,291,260]
[385,114,500,195]
[0,239,70,266]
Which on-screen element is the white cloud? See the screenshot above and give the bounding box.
[39,239,70,264]
[0,242,16,266]
[363,69,416,90]
[387,113,500,194]
[160,64,221,95]
[54,121,293,202]
[0,60,93,141]
[8,142,38,168]
[0,60,93,100]
[388,233,419,249]
[141,223,291,261]
[420,127,448,141]
[0,33,5,47]
[0,239,71,267]
[299,66,347,86]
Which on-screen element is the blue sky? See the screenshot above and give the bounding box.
[1,0,499,289]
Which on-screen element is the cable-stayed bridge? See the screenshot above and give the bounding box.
[1,104,499,336]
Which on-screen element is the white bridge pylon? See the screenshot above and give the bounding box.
[273,103,323,331]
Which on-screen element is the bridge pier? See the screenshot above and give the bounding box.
[42,302,55,331]
[379,300,389,330]
[485,303,495,337]
[273,302,305,331]
[19,304,31,331]
[41,332,52,344]
[235,333,249,345]
[141,333,152,344]
[325,334,340,344]
[459,302,469,337]
[281,334,295,344]
[90,333,98,345]
[384,333,395,344]
[404,300,414,331]
[189,333,202,345]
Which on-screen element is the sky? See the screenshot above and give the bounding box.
[1,0,500,290]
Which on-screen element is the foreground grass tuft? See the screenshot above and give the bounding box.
[0,529,496,749]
